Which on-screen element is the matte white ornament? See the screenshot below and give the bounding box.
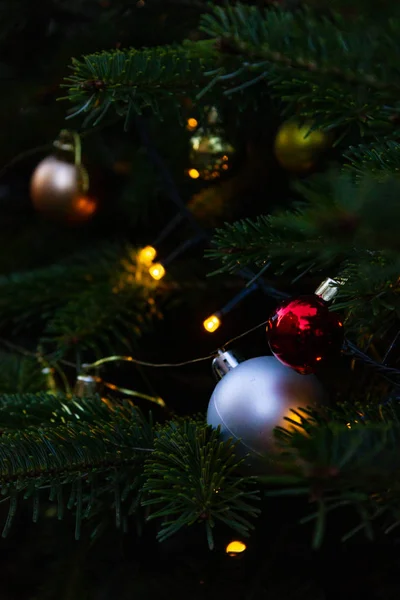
[207,350,325,457]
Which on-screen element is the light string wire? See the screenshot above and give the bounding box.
[0,318,269,407]
[0,115,398,392]
[2,323,400,390]
[101,381,165,408]
[135,114,283,322]
[162,233,206,266]
[0,337,166,406]
[343,340,400,386]
[81,318,270,371]
[135,116,400,385]
[0,113,271,403]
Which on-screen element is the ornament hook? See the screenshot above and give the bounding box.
[53,130,83,167]
[212,348,242,380]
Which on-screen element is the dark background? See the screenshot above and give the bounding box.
[0,1,397,598]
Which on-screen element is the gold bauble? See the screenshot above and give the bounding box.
[189,128,235,181]
[30,156,96,223]
[274,121,332,173]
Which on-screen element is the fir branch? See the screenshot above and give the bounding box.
[208,172,400,339]
[261,410,400,547]
[344,140,400,179]
[208,173,400,268]
[0,396,154,473]
[203,6,400,91]
[61,41,218,127]
[0,396,261,545]
[142,421,260,549]
[0,396,154,537]
[0,392,119,429]
[199,5,400,134]
[0,243,161,357]
[0,352,48,394]
[335,258,400,342]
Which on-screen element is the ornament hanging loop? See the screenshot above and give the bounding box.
[52,130,89,194]
[53,130,81,163]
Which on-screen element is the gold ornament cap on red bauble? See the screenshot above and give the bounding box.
[30,130,96,223]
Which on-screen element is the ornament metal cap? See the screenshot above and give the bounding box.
[74,373,100,398]
[212,349,243,380]
[315,277,343,302]
[53,130,76,154]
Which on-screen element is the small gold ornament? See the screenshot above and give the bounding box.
[274,120,333,173]
[30,130,97,223]
[189,131,234,181]
[187,107,235,181]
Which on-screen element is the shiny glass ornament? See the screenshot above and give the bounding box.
[267,295,344,375]
[207,351,324,458]
[189,128,234,181]
[30,155,96,223]
[274,120,332,173]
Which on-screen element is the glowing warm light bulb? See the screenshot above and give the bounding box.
[66,196,98,223]
[74,196,97,216]
[149,263,166,281]
[188,168,200,179]
[226,541,247,555]
[187,118,198,131]
[203,314,221,333]
[138,245,157,266]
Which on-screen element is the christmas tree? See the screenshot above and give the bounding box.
[0,0,400,598]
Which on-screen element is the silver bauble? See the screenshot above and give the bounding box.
[30,155,93,222]
[207,354,325,458]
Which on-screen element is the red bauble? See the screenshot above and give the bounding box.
[266,295,344,374]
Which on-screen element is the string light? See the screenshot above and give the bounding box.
[226,541,247,555]
[138,214,185,275]
[188,168,200,179]
[203,283,259,334]
[138,245,157,266]
[186,118,198,132]
[149,235,204,281]
[203,314,221,333]
[73,196,98,219]
[149,262,166,280]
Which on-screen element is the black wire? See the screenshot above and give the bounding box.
[343,340,400,386]
[134,114,282,298]
[135,115,400,386]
